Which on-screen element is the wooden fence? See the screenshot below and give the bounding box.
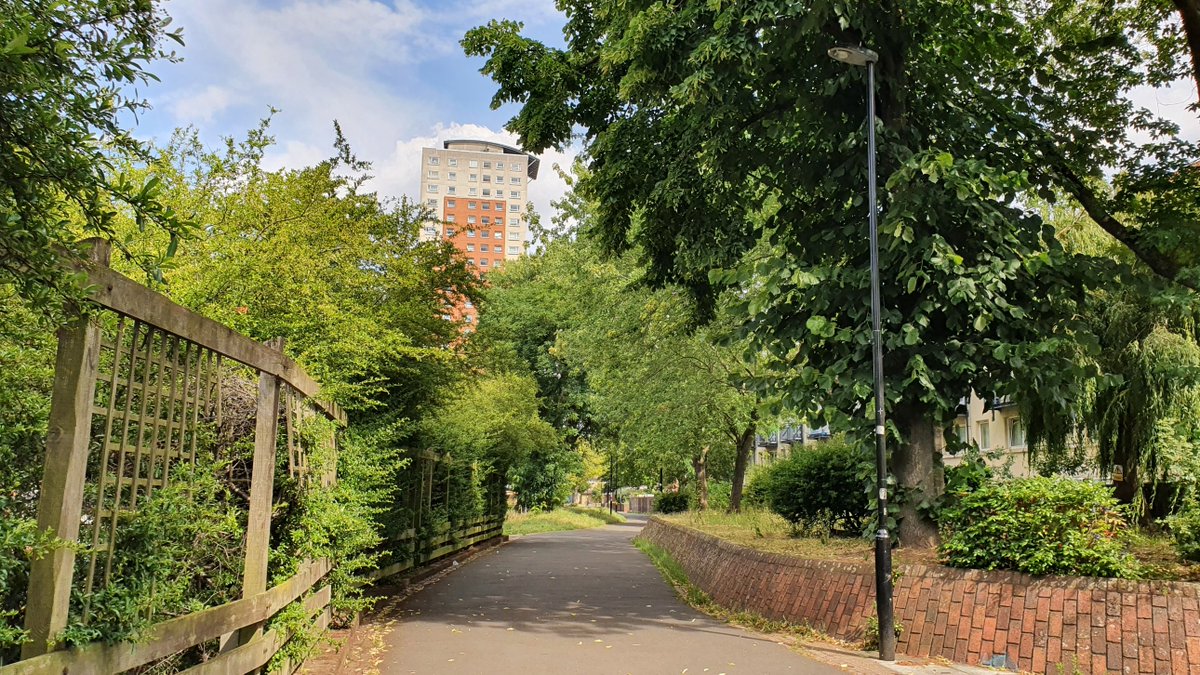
[1,241,504,674]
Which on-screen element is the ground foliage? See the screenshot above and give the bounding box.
[760,441,871,535]
[939,477,1137,578]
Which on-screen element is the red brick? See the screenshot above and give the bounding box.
[1139,617,1156,645]
[1050,589,1065,613]
[1138,600,1153,619]
[1107,642,1122,672]
[1107,617,1121,642]
[1046,638,1062,670]
[1152,607,1168,633]
[1188,636,1200,663]
[1171,648,1189,673]
[1020,633,1034,660]
[1049,612,1063,639]
[1151,593,1167,608]
[1139,645,1155,673]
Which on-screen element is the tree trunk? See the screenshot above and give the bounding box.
[1175,0,1200,104]
[729,419,757,512]
[692,446,709,511]
[892,404,943,548]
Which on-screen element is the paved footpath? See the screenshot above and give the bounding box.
[358,517,843,675]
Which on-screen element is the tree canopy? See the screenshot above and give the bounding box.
[464,0,1200,543]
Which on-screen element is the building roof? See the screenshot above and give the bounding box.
[442,139,540,180]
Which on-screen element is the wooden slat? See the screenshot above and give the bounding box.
[83,263,345,424]
[184,585,331,675]
[0,561,330,675]
[237,364,281,650]
[22,243,108,658]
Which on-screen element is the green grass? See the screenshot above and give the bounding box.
[503,507,626,536]
[661,509,880,563]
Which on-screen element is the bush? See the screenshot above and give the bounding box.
[743,464,777,509]
[656,491,690,514]
[939,477,1136,578]
[1166,503,1200,563]
[691,481,732,511]
[766,440,869,533]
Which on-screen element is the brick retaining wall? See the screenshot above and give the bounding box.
[637,517,1200,674]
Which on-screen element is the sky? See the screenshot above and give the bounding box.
[136,0,581,220]
[136,0,1198,225]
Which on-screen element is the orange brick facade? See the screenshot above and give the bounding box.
[638,517,1200,674]
[441,196,510,326]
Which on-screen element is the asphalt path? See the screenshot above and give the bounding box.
[375,515,843,675]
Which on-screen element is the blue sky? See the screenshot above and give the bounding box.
[137,0,581,214]
[137,0,1198,219]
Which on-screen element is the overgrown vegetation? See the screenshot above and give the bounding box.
[939,477,1136,578]
[503,507,625,536]
[747,441,870,535]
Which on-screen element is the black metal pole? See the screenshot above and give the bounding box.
[866,59,896,662]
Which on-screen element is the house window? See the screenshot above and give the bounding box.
[510,176,520,184]
[446,228,456,237]
[510,162,520,171]
[509,204,519,212]
[446,215,456,223]
[510,191,520,199]
[448,158,458,167]
[447,172,456,180]
[465,301,473,308]
[481,244,489,252]
[446,199,456,208]
[483,175,491,183]
[955,424,968,444]
[447,186,456,195]
[479,258,489,266]
[469,174,478,182]
[442,314,452,320]
[467,244,475,252]
[468,201,477,209]
[508,245,519,254]
[493,231,502,239]
[427,170,439,179]
[495,218,504,226]
[977,421,991,450]
[508,231,520,240]
[468,160,478,168]
[495,175,503,183]
[468,188,477,196]
[428,156,439,165]
[1008,418,1026,448]
[483,189,492,197]
[426,184,438,193]
[467,219,476,227]
[495,202,503,210]
[483,161,492,169]
[482,203,491,210]
[425,198,436,207]
[481,217,491,225]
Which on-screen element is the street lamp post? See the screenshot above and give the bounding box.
[827,44,896,662]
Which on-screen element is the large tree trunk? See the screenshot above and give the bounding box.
[892,404,943,548]
[729,419,756,512]
[1175,0,1200,104]
[692,446,710,511]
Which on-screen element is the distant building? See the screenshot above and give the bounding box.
[751,423,830,466]
[418,140,540,325]
[944,393,1034,477]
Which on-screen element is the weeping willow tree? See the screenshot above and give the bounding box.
[1022,202,1200,517]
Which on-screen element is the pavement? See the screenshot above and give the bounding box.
[336,515,998,675]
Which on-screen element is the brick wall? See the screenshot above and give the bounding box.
[638,517,1200,674]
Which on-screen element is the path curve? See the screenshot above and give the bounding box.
[357,517,842,675]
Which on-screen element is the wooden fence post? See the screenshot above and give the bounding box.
[236,338,283,648]
[22,240,110,659]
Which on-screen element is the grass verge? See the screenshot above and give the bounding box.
[503,507,625,536]
[632,537,846,646]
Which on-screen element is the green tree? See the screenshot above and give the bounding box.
[463,1,1199,544]
[1,0,189,314]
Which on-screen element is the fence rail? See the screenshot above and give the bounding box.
[2,241,504,674]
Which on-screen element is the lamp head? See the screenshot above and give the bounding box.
[828,46,879,67]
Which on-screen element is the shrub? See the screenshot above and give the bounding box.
[742,464,776,509]
[1166,503,1200,563]
[766,440,869,533]
[692,481,731,511]
[655,491,690,514]
[939,477,1136,578]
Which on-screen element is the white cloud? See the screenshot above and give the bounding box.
[167,84,237,124]
[371,122,579,227]
[1128,79,1200,144]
